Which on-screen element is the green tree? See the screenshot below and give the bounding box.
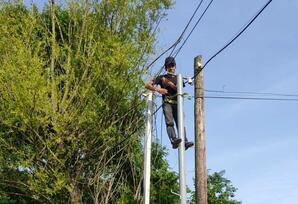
[117,142,180,204]
[0,0,173,203]
[190,171,241,204]
[150,143,180,204]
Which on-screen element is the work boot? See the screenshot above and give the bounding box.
[171,138,181,149]
[185,141,194,150]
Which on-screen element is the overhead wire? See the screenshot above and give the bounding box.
[169,0,205,56]
[110,99,163,190]
[173,0,215,58]
[142,38,180,74]
[199,96,298,101]
[160,107,163,147]
[191,0,273,80]
[146,0,206,77]
[204,89,298,98]
[136,16,164,72]
[133,89,298,155]
[152,103,161,164]
[193,87,298,101]
[154,109,159,144]
[108,98,164,153]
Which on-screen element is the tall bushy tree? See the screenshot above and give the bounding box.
[0,0,172,203]
[207,171,241,204]
[190,171,242,204]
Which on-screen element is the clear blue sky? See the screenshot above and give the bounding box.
[24,0,298,203]
[152,0,298,203]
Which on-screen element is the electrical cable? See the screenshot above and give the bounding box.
[136,16,164,72]
[109,99,163,153]
[204,89,298,98]
[145,0,206,77]
[191,0,273,80]
[152,103,163,116]
[169,0,205,56]
[154,102,158,144]
[197,95,298,101]
[173,0,214,58]
[160,107,163,147]
[113,86,298,152]
[153,106,160,164]
[143,39,180,74]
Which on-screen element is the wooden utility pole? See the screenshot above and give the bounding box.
[194,55,208,204]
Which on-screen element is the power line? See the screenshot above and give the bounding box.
[143,40,180,74]
[109,98,163,152]
[136,16,164,72]
[146,0,207,77]
[204,89,298,98]
[169,0,205,56]
[152,103,163,116]
[191,0,273,80]
[111,89,298,152]
[160,109,163,146]
[197,95,298,101]
[173,0,214,58]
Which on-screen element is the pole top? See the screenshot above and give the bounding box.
[194,55,203,71]
[195,55,202,59]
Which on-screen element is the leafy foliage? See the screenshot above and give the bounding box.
[150,143,180,203]
[207,171,241,204]
[0,0,173,203]
[190,171,241,204]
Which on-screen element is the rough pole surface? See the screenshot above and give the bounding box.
[194,56,208,204]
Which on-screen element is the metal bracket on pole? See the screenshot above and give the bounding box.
[177,74,187,204]
[143,92,153,204]
[183,76,194,86]
[171,189,181,197]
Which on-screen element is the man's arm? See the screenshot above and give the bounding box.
[145,80,168,94]
[161,77,176,90]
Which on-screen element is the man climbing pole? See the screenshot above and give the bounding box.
[145,56,194,150]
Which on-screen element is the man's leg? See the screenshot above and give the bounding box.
[163,103,181,148]
[173,104,194,150]
[184,127,194,150]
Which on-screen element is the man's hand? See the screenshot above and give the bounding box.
[156,87,168,95]
[144,79,168,94]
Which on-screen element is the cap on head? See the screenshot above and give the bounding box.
[164,56,176,69]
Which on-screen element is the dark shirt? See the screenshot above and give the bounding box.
[153,74,177,101]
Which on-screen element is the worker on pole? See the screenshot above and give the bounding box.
[145,56,194,150]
